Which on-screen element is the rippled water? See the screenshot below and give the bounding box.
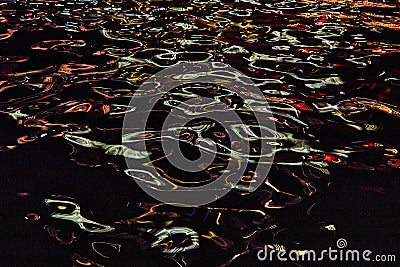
[1,0,400,266]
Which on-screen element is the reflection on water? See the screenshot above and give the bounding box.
[1,0,400,266]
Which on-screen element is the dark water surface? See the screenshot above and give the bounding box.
[1,0,400,266]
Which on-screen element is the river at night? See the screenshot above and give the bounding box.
[1,0,400,266]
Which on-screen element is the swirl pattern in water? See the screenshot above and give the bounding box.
[1,0,400,266]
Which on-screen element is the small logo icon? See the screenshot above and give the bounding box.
[336,238,348,249]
